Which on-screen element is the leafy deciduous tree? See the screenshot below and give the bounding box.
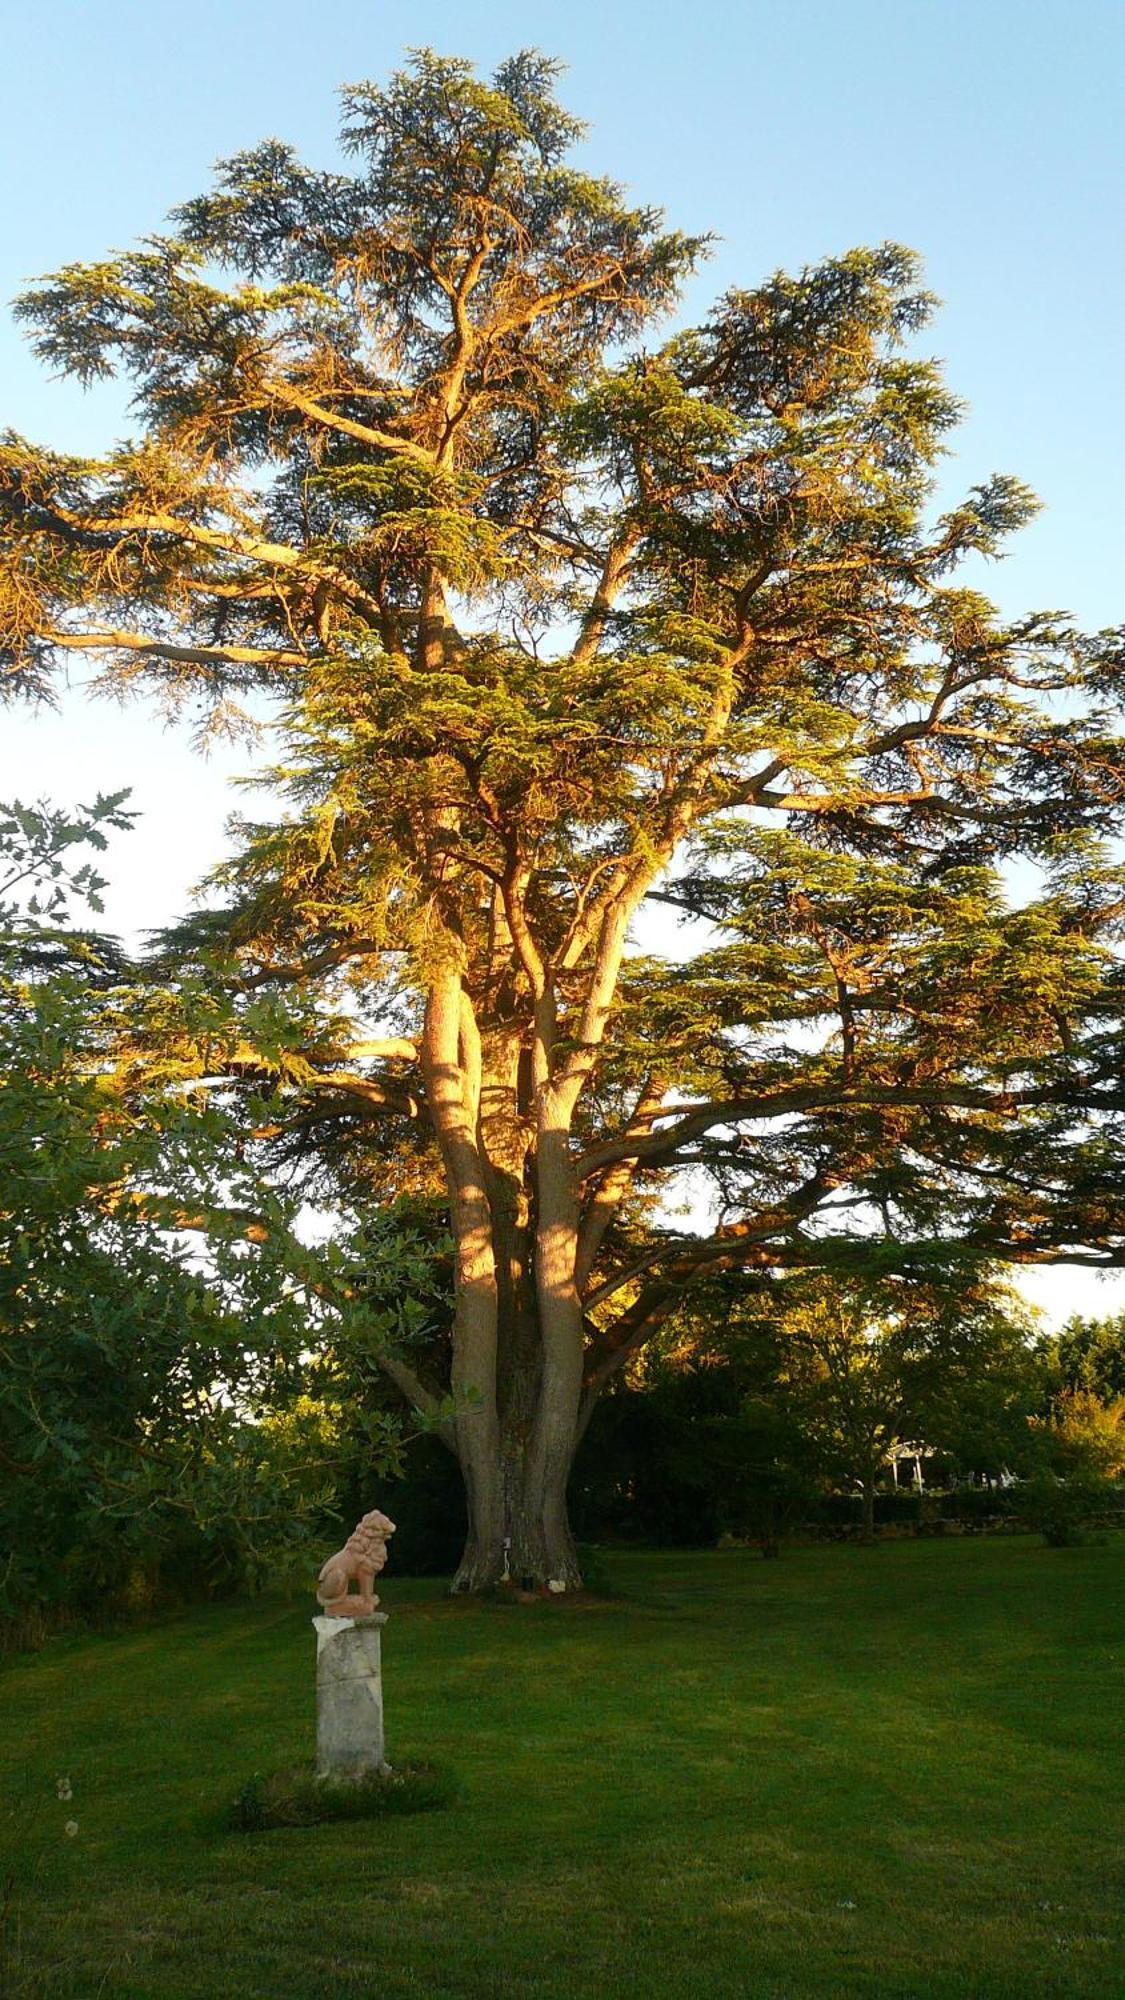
[732,1273,1038,1542]
[0,801,408,1630]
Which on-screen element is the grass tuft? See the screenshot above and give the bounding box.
[229,1759,457,1832]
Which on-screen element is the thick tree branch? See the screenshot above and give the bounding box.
[43,497,385,621]
[259,378,435,465]
[569,528,639,669]
[575,1078,1125,1181]
[46,629,307,671]
[583,1167,842,1310]
[374,1351,456,1451]
[575,1074,666,1293]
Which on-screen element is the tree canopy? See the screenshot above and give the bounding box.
[3,49,1123,1589]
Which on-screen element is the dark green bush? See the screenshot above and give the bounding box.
[809,1489,924,1531]
[570,1374,815,1549]
[1015,1470,1115,1547]
[946,1483,1018,1525]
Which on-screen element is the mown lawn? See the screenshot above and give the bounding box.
[1,1538,1122,1999]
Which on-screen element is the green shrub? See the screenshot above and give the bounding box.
[809,1489,924,1532]
[1015,1470,1114,1546]
[946,1483,1018,1525]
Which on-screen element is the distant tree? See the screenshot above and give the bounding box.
[729,1273,1040,1541]
[255,1194,459,1564]
[1049,1389,1125,1478]
[1052,1312,1125,1400]
[4,51,1124,1589]
[909,1314,1047,1486]
[1017,1386,1124,1547]
[572,1330,815,1555]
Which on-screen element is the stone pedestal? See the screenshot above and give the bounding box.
[313,1612,389,1782]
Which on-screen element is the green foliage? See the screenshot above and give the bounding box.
[571,1268,1053,1551]
[574,1346,817,1552]
[1053,1311,1125,1398]
[0,791,134,929]
[3,50,1124,1590]
[252,1194,459,1545]
[1048,1387,1125,1476]
[0,803,413,1636]
[0,965,303,1627]
[713,1269,1043,1496]
[1015,1469,1116,1548]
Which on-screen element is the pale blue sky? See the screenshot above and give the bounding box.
[2,1,1123,1321]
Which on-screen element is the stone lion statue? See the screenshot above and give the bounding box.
[316,1508,396,1617]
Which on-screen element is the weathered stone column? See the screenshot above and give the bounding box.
[313,1611,389,1781]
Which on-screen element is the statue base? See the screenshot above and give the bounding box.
[312,1612,389,1782]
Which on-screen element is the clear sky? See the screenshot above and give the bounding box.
[2,0,1123,1324]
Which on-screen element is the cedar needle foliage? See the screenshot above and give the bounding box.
[3,51,1124,1587]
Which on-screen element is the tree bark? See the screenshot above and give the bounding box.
[433,1015,586,1593]
[449,1347,583,1592]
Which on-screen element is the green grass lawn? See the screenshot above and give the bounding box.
[2,1538,1122,1999]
